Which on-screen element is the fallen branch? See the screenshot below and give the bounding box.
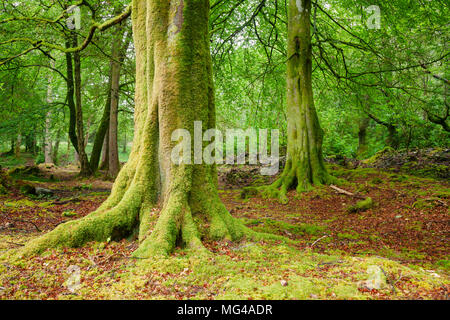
[309,235,329,248]
[330,185,365,199]
[380,266,397,294]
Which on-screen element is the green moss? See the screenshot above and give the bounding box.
[370,177,384,185]
[362,147,396,165]
[435,260,450,271]
[243,218,325,237]
[346,197,374,214]
[62,210,78,218]
[4,199,36,208]
[412,197,442,210]
[337,232,360,240]
[240,187,259,199]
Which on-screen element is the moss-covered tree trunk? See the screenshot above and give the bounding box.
[262,0,332,203]
[17,0,256,258]
[65,40,79,155]
[73,35,92,177]
[357,117,370,159]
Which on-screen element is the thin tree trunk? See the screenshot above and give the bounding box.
[72,34,92,176]
[357,117,370,159]
[52,128,61,165]
[122,131,127,154]
[99,128,109,171]
[15,133,21,159]
[90,78,112,171]
[108,26,131,178]
[44,60,55,164]
[65,41,78,154]
[90,26,131,174]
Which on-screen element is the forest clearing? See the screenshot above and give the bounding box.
[0,0,449,304]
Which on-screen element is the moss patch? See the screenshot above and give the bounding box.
[346,197,374,214]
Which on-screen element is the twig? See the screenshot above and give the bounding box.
[330,185,365,199]
[309,235,329,248]
[380,267,397,294]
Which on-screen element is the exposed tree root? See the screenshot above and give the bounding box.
[242,159,336,204]
[6,173,282,261]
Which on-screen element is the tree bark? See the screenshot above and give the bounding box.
[52,128,61,165]
[17,0,263,259]
[260,0,332,203]
[99,128,109,171]
[108,25,131,178]
[122,131,127,154]
[356,117,370,159]
[14,133,21,159]
[44,60,55,164]
[65,41,79,154]
[90,27,131,173]
[73,34,92,176]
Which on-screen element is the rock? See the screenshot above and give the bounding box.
[280,280,288,287]
[358,265,388,290]
[35,187,54,196]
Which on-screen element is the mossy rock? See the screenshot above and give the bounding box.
[346,197,374,214]
[8,165,41,177]
[362,147,396,165]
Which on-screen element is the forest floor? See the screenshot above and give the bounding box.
[0,155,448,300]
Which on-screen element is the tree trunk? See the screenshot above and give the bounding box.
[14,133,21,159]
[122,131,127,154]
[90,76,112,172]
[107,25,130,178]
[99,128,109,171]
[73,34,92,176]
[386,125,400,149]
[261,0,332,203]
[44,60,55,164]
[90,27,131,173]
[65,41,79,154]
[356,117,370,159]
[52,128,61,165]
[17,0,262,259]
